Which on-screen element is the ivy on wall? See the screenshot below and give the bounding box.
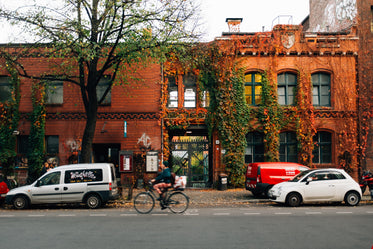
[0,62,20,177]
[27,81,46,183]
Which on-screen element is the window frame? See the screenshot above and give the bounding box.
[46,80,64,105]
[245,132,265,164]
[0,76,12,103]
[312,72,331,107]
[183,74,197,108]
[97,76,112,105]
[46,135,59,154]
[245,73,262,106]
[277,72,297,106]
[279,131,298,162]
[312,131,332,164]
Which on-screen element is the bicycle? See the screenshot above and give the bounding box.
[133,181,189,214]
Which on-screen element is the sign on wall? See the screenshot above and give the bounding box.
[119,151,133,172]
[146,151,158,172]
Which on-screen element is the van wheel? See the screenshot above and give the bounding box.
[286,192,301,207]
[86,194,102,209]
[13,195,29,210]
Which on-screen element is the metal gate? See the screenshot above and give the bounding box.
[170,136,209,188]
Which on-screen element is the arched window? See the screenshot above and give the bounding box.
[280,132,298,162]
[277,72,297,106]
[245,73,262,106]
[312,73,331,107]
[245,132,265,163]
[312,131,332,164]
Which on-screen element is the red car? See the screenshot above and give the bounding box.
[0,175,10,204]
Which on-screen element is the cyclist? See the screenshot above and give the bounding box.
[151,161,172,202]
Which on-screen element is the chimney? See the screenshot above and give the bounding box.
[226,18,243,33]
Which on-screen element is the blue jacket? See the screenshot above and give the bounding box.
[155,168,171,183]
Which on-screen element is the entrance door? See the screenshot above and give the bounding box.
[170,136,209,188]
[92,143,120,175]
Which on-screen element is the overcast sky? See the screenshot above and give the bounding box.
[0,0,310,43]
[198,0,310,41]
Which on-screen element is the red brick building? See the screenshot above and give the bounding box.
[1,0,371,187]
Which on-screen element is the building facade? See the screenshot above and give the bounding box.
[1,0,371,187]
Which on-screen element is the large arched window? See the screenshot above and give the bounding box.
[312,73,331,107]
[245,73,262,106]
[245,132,265,163]
[277,72,297,106]
[312,131,332,164]
[280,132,298,162]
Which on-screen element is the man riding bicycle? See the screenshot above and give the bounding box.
[151,161,172,202]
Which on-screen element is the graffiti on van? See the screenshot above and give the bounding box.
[65,169,103,183]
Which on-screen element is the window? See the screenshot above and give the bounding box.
[167,76,178,108]
[38,171,61,186]
[245,132,265,163]
[245,73,262,106]
[277,73,296,106]
[0,76,11,102]
[46,135,59,154]
[46,81,63,105]
[280,132,298,162]
[97,76,111,105]
[17,136,29,154]
[64,169,103,183]
[183,74,196,108]
[312,131,332,164]
[312,73,330,107]
[202,91,210,108]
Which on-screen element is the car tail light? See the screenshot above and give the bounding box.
[109,182,112,191]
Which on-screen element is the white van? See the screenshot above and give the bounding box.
[6,163,119,209]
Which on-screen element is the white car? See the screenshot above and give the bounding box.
[268,169,362,207]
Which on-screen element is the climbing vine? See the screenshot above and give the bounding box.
[0,62,20,177]
[256,71,283,162]
[27,81,47,183]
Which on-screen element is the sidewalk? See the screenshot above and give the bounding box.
[111,188,373,208]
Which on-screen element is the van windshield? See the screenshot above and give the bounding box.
[290,170,312,182]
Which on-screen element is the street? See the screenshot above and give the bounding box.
[1,205,372,249]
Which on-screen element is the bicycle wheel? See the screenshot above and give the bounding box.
[133,192,155,214]
[167,192,189,214]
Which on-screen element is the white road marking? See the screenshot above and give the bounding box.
[244,213,261,215]
[306,212,322,215]
[213,213,230,216]
[89,214,107,217]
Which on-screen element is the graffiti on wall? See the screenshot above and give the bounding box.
[137,133,152,149]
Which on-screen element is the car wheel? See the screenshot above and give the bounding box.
[264,186,273,198]
[286,192,301,207]
[13,195,29,210]
[344,191,360,206]
[86,194,102,209]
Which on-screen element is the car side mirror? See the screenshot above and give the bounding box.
[306,177,313,185]
[35,180,41,187]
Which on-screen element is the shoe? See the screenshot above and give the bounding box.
[161,206,168,210]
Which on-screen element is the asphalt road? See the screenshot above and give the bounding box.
[1,205,372,249]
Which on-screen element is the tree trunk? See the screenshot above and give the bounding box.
[80,96,98,163]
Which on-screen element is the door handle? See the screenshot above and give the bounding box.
[55,187,59,191]
[64,187,68,191]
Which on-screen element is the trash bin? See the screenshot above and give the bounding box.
[218,173,228,191]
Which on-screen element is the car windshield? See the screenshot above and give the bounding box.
[290,170,312,182]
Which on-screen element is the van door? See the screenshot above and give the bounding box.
[31,171,62,204]
[61,169,101,202]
